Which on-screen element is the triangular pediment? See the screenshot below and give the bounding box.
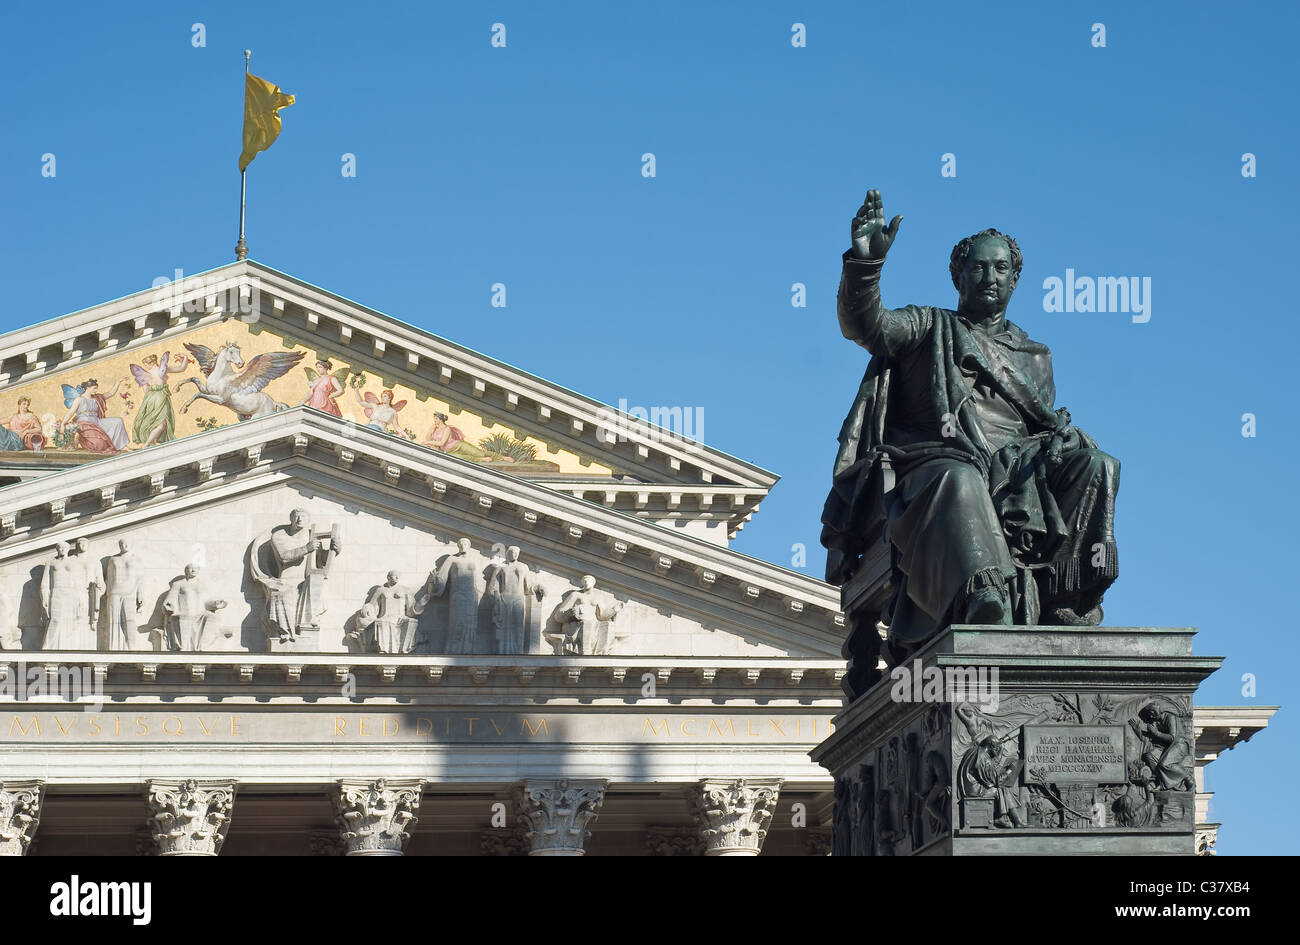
[0,262,776,545]
[0,411,839,662]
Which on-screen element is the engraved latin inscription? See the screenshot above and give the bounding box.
[1022,725,1126,783]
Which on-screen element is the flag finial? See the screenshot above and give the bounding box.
[234,51,294,261]
[236,50,251,260]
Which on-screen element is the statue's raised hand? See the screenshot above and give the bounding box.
[850,189,903,260]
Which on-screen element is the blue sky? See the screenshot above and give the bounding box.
[2,1,1295,854]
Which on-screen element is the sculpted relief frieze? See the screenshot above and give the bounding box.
[833,705,951,857]
[248,509,341,648]
[0,487,770,658]
[950,693,1195,834]
[832,692,1195,854]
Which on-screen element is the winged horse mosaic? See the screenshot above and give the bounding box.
[176,341,305,420]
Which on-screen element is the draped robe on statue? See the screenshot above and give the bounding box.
[821,252,1119,643]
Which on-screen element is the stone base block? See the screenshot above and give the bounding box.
[810,625,1221,856]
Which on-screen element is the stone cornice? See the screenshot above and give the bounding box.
[1192,705,1278,760]
[0,652,846,700]
[0,260,778,497]
[0,409,844,652]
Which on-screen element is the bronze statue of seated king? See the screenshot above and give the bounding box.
[820,190,1119,697]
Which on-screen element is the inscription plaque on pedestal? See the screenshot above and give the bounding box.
[1022,725,1126,784]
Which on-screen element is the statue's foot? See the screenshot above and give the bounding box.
[962,588,1012,625]
[1045,605,1103,626]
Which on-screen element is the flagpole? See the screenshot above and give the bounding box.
[235,49,251,260]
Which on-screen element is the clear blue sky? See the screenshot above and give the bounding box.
[2,1,1295,854]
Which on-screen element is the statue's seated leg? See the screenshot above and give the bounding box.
[889,458,1016,630]
[960,567,1015,625]
[1042,448,1120,624]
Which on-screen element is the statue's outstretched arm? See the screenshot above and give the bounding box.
[838,189,929,358]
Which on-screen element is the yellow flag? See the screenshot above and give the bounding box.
[239,72,295,171]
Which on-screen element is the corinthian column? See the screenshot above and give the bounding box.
[517,779,607,856]
[145,778,236,856]
[0,781,45,856]
[689,778,782,856]
[332,778,424,856]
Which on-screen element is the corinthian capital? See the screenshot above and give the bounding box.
[146,778,236,856]
[1196,824,1219,856]
[645,825,705,856]
[689,778,783,856]
[517,779,608,856]
[333,778,424,856]
[0,781,44,856]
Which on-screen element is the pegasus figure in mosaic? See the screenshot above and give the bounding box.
[176,341,304,420]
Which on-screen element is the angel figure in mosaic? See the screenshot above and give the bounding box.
[59,378,130,453]
[353,383,414,438]
[300,358,348,418]
[130,351,189,446]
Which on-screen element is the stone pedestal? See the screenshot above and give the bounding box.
[270,629,319,653]
[811,625,1221,856]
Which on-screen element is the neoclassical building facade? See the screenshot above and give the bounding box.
[0,263,1272,855]
[0,262,847,856]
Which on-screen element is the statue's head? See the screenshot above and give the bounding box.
[386,569,400,585]
[184,563,198,579]
[54,541,69,557]
[506,545,521,562]
[118,538,130,554]
[580,574,596,592]
[950,229,1022,317]
[456,537,472,554]
[75,537,90,553]
[1138,703,1160,724]
[290,508,310,529]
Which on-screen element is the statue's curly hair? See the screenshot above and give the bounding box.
[949,228,1022,289]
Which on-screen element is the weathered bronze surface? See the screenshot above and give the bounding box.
[821,190,1120,669]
